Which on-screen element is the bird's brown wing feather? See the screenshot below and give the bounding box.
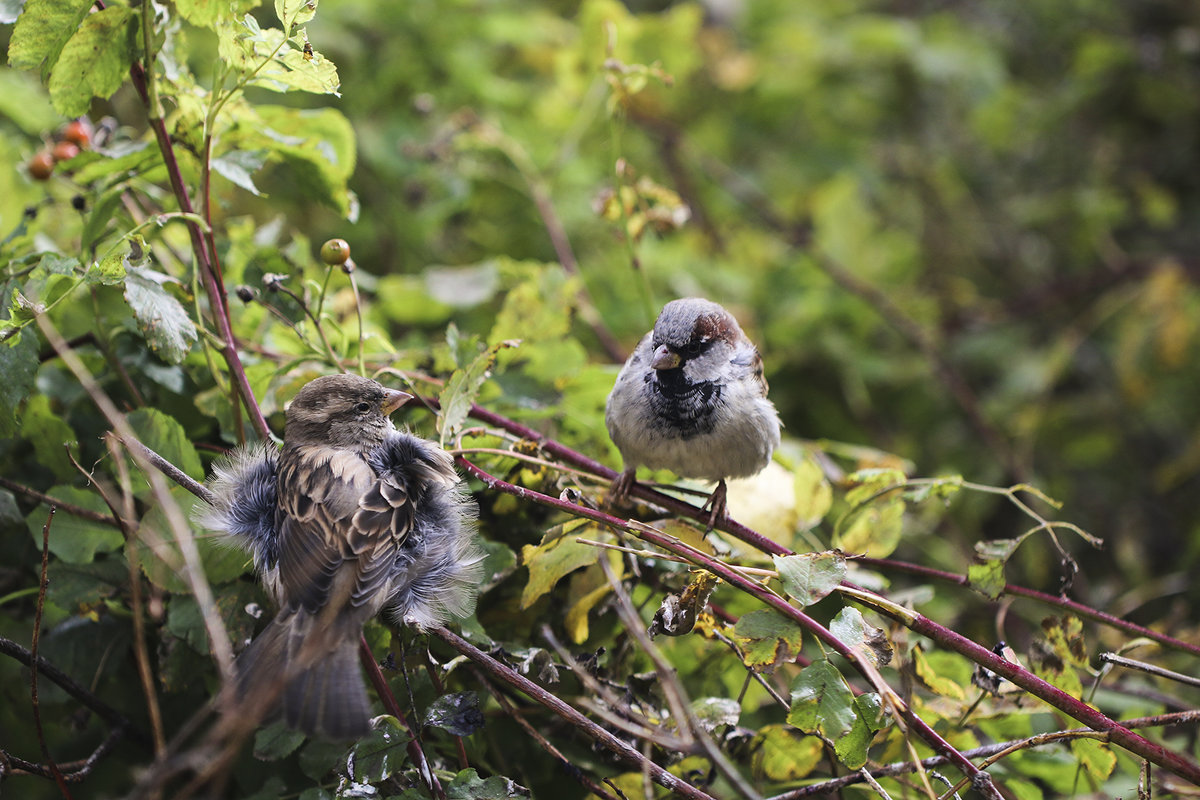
[275,446,413,615]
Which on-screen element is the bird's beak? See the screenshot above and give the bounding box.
[651,344,681,371]
[381,388,414,416]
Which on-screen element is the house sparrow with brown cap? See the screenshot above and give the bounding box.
[196,374,482,739]
[605,298,781,524]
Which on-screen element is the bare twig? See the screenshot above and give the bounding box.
[0,476,120,526]
[1098,652,1200,689]
[32,508,74,800]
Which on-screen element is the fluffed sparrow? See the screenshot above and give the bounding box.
[196,374,482,739]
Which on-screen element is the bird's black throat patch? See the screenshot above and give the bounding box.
[646,370,721,438]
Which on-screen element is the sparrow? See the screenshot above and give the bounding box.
[195,374,483,739]
[605,298,781,524]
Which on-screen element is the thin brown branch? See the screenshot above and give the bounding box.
[32,508,74,800]
[357,635,444,799]
[1099,652,1200,689]
[430,625,718,800]
[0,637,149,750]
[0,476,121,527]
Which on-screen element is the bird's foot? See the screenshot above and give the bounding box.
[701,479,728,532]
[608,467,637,510]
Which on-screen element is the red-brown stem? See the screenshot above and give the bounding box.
[122,38,270,441]
[859,556,1200,659]
[454,455,1200,786]
[358,636,444,800]
[431,626,717,800]
[460,402,1200,658]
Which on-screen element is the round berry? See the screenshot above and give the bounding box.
[62,119,93,149]
[320,238,350,266]
[52,141,80,162]
[28,152,55,181]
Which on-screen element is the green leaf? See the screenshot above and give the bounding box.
[132,487,250,592]
[276,0,317,32]
[7,0,91,74]
[912,646,968,701]
[519,520,601,609]
[424,691,484,737]
[88,250,129,286]
[749,725,823,781]
[46,6,140,118]
[19,394,77,480]
[787,660,856,740]
[833,692,884,769]
[446,768,528,799]
[690,697,740,733]
[793,454,833,530]
[211,149,269,196]
[124,265,197,364]
[438,337,519,447]
[218,19,339,95]
[165,594,209,653]
[968,537,1021,598]
[126,407,204,484]
[731,609,804,671]
[0,331,38,437]
[174,0,259,28]
[1071,738,1116,781]
[349,722,411,782]
[46,557,128,610]
[833,496,904,558]
[25,487,123,564]
[773,551,845,607]
[829,606,892,668]
[253,722,307,761]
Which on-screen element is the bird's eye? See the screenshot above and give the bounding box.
[684,341,703,355]
[355,402,371,413]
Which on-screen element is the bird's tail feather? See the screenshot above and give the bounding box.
[234,614,372,740]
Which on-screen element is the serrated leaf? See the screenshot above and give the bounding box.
[750,725,823,781]
[124,266,197,364]
[774,551,845,607]
[787,660,856,739]
[46,6,139,118]
[731,609,804,671]
[829,606,892,668]
[519,520,602,609]
[211,149,269,196]
[425,691,485,737]
[126,407,204,484]
[45,558,128,610]
[0,331,38,437]
[7,0,91,74]
[25,487,123,564]
[438,337,519,447]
